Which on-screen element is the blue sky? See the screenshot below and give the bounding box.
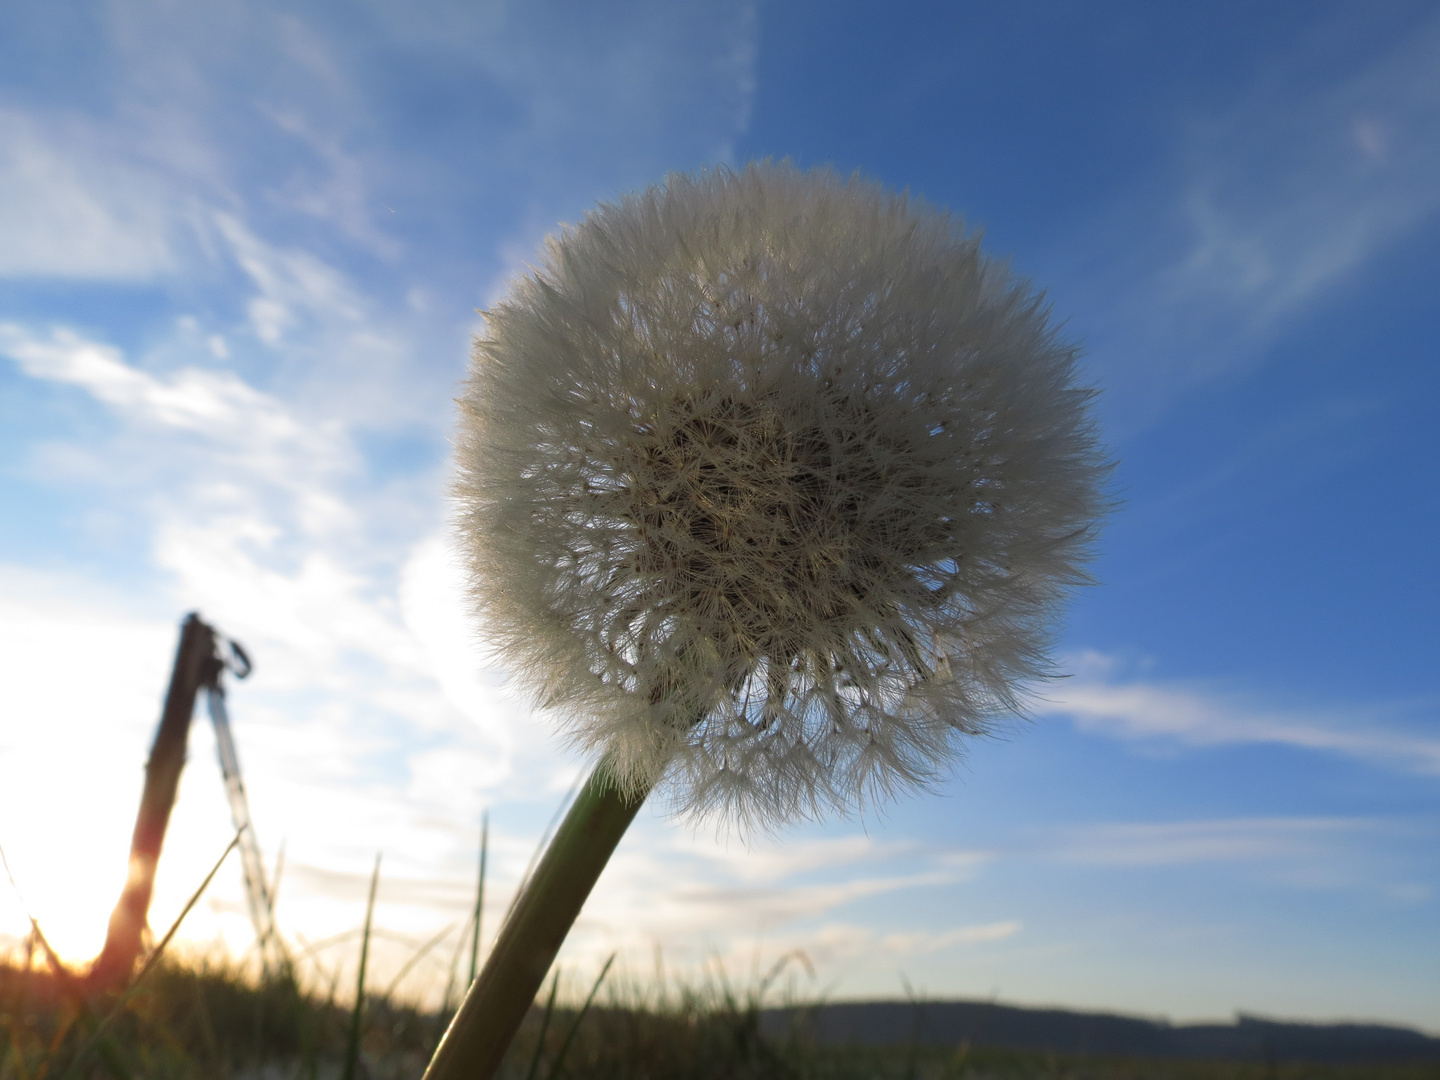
[1,0,1437,1031]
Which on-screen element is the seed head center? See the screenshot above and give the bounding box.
[626,396,880,665]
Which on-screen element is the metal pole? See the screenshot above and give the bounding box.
[206,678,286,977]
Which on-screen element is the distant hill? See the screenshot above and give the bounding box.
[759,1001,1440,1065]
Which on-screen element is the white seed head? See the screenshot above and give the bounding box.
[455,162,1108,829]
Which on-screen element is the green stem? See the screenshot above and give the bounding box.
[422,763,647,1080]
[341,853,381,1080]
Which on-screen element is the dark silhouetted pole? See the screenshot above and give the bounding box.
[89,613,216,990]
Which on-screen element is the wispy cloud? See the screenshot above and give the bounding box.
[1040,652,1440,776]
[0,0,762,972]
[1,323,349,477]
[0,0,761,426]
[1072,10,1440,426]
[0,108,178,280]
[1168,15,1440,327]
[0,320,525,964]
[879,920,1022,954]
[1039,814,1434,901]
[797,920,1021,965]
[1051,816,1379,867]
[667,833,908,884]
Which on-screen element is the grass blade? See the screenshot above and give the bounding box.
[269,838,287,914]
[543,952,614,1080]
[432,912,470,1054]
[123,833,242,996]
[467,811,488,986]
[341,853,382,1080]
[522,968,561,1080]
[502,773,582,927]
[652,942,667,1013]
[439,919,465,1017]
[56,831,241,1080]
[380,922,457,1005]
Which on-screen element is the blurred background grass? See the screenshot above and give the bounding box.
[3,951,1436,1080]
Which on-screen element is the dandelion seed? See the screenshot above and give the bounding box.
[454,161,1108,830]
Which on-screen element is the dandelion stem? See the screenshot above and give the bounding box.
[422,763,646,1080]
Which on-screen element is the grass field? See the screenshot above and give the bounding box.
[3,957,1437,1080]
[1,818,1430,1079]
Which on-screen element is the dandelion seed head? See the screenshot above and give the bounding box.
[455,162,1108,829]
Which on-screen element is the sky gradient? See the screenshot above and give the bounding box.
[1,0,1437,1030]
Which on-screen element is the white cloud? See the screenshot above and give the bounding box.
[667,833,903,884]
[1,324,341,455]
[1041,652,1440,776]
[0,0,811,1002]
[1074,11,1440,424]
[1169,16,1440,326]
[0,0,761,437]
[0,327,523,971]
[257,105,401,257]
[1037,813,1435,901]
[213,213,368,346]
[526,838,969,993]
[879,920,1022,954]
[0,109,176,280]
[1,323,361,553]
[789,919,1021,966]
[586,834,957,940]
[1051,817,1377,867]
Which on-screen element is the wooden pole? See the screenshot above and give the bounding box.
[88,613,216,990]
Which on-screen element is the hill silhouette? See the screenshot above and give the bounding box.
[760,1001,1440,1065]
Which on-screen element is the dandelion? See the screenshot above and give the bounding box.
[427,162,1108,1080]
